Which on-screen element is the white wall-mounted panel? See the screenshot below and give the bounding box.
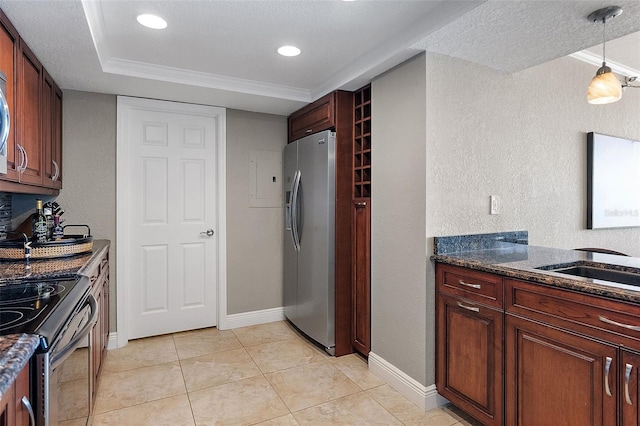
[249,149,282,208]
[142,157,168,224]
[182,243,206,308]
[182,159,205,222]
[142,121,168,146]
[142,245,169,312]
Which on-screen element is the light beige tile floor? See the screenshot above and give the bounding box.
[90,321,479,426]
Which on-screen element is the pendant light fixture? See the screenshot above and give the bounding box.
[586,6,623,104]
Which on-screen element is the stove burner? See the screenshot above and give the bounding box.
[0,308,35,332]
[0,283,66,306]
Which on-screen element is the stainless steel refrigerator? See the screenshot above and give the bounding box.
[283,130,336,355]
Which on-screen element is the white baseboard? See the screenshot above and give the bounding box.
[368,351,449,411]
[106,308,284,348]
[107,332,119,350]
[224,307,285,329]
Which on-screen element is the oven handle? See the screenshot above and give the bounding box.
[50,294,98,370]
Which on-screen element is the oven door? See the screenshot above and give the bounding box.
[41,292,98,426]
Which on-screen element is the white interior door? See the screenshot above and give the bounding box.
[118,97,224,340]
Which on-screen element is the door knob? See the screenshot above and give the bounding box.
[200,229,214,237]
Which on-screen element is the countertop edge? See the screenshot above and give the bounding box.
[432,253,640,304]
[76,240,110,278]
[0,334,40,400]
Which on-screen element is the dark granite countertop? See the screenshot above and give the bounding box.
[0,334,40,399]
[432,234,640,304]
[0,239,109,284]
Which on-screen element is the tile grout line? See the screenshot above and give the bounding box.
[172,332,198,426]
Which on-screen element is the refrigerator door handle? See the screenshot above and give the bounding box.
[291,169,301,252]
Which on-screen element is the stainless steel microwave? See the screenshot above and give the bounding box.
[0,71,9,174]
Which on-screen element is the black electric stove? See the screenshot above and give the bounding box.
[0,276,88,347]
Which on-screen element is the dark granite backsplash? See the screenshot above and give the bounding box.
[434,230,528,254]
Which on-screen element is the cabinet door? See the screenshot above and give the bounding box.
[506,314,617,426]
[16,39,42,185]
[288,92,334,142]
[0,381,14,426]
[0,10,19,182]
[621,350,640,425]
[351,199,370,356]
[14,365,31,426]
[436,293,503,426]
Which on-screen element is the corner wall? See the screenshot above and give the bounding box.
[371,54,428,385]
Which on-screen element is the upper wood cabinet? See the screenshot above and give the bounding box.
[0,10,19,184]
[16,39,43,186]
[42,70,62,189]
[288,92,335,143]
[0,8,62,195]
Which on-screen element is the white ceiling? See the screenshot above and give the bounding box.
[0,0,638,116]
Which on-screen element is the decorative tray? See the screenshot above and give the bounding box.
[0,225,93,260]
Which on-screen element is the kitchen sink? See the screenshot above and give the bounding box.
[540,264,640,287]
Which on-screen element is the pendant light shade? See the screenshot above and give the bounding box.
[585,6,623,105]
[588,63,622,104]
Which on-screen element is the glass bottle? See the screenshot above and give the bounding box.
[31,199,48,243]
[51,215,64,241]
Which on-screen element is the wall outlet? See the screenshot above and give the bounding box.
[490,195,501,215]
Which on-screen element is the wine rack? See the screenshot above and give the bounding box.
[353,85,371,198]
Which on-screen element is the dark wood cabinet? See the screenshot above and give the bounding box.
[0,363,31,426]
[352,199,370,355]
[350,85,371,357]
[16,39,43,186]
[436,264,503,426]
[42,70,62,189]
[0,7,61,195]
[88,251,109,407]
[436,262,640,425]
[621,350,640,425]
[288,92,335,143]
[506,314,617,426]
[0,10,19,184]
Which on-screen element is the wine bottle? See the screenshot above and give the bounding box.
[31,199,48,243]
[51,215,64,241]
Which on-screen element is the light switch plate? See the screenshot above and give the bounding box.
[490,195,501,215]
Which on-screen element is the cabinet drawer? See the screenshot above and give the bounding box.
[506,279,640,349]
[288,93,334,142]
[436,264,503,308]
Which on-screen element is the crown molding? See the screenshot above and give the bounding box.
[570,49,640,78]
[81,0,311,103]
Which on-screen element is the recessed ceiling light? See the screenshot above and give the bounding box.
[278,45,301,57]
[136,14,167,30]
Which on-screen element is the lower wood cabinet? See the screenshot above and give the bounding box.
[437,292,503,426]
[0,363,31,426]
[436,262,640,426]
[88,251,109,408]
[505,314,617,426]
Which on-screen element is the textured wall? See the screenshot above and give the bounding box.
[371,54,427,384]
[422,52,640,386]
[225,109,287,314]
[56,90,118,330]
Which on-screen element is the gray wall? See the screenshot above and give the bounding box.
[54,92,287,332]
[226,109,287,314]
[370,51,640,389]
[371,54,428,384]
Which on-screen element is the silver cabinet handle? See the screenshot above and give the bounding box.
[21,144,28,173]
[200,229,214,237]
[21,396,35,426]
[355,201,367,207]
[52,159,60,181]
[458,280,481,289]
[598,315,640,331]
[456,301,479,312]
[605,356,613,397]
[626,363,633,405]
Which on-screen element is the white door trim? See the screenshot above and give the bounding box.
[116,96,228,348]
